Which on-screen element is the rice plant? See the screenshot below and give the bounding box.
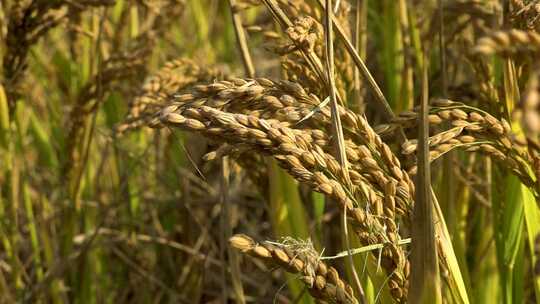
[1,0,540,303]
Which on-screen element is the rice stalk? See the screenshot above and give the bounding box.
[323,0,364,301]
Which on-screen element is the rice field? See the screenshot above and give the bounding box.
[1,0,540,303]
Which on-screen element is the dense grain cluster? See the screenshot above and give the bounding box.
[472,29,540,56]
[149,86,411,300]
[377,99,537,191]
[511,0,540,30]
[238,0,353,97]
[168,78,415,211]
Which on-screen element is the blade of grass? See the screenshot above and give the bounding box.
[23,183,44,283]
[432,188,470,304]
[227,0,255,78]
[470,160,500,304]
[322,238,411,259]
[37,195,63,304]
[504,53,539,303]
[28,109,58,167]
[267,160,313,304]
[408,56,441,303]
[492,55,526,304]
[493,174,525,304]
[312,192,325,242]
[8,104,23,291]
[0,84,17,295]
[522,185,540,303]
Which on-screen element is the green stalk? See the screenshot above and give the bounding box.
[470,164,500,304]
[112,0,125,22]
[312,192,325,241]
[223,3,251,302]
[324,0,365,301]
[0,85,23,293]
[23,183,43,282]
[373,1,402,109]
[38,196,63,304]
[493,174,525,304]
[523,184,540,303]
[129,5,139,38]
[29,111,58,168]
[268,160,313,304]
[503,56,540,302]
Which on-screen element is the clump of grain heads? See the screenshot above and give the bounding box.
[149,89,411,301]
[511,0,540,30]
[169,78,415,214]
[378,99,536,191]
[472,29,540,56]
[240,1,353,97]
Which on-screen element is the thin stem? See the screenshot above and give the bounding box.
[316,1,394,120]
[439,0,447,96]
[224,2,252,303]
[315,0,408,145]
[324,1,365,302]
[228,0,255,78]
[353,0,367,112]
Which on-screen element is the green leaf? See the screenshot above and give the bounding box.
[29,111,58,168]
[522,185,540,303]
[493,174,525,304]
[268,159,313,304]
